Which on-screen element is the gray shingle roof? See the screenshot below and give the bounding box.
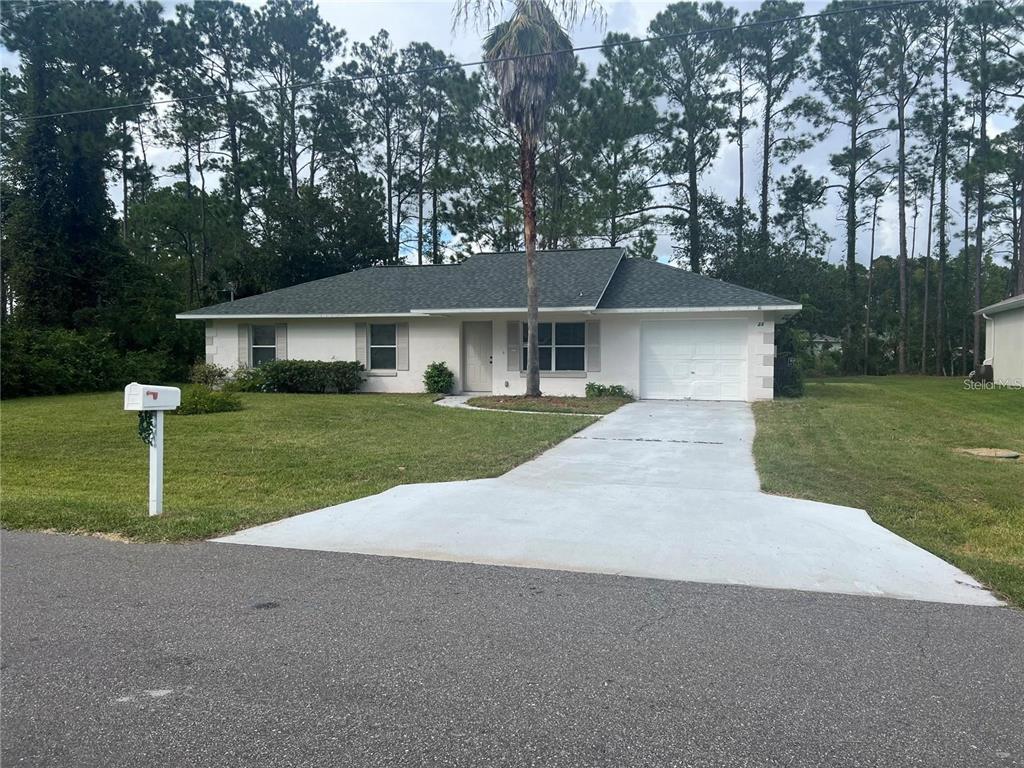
[597,258,798,309]
[177,248,797,318]
[976,293,1024,316]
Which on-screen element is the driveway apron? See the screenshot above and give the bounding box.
[215,401,1001,606]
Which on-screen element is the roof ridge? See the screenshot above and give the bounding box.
[470,246,624,257]
[593,249,626,310]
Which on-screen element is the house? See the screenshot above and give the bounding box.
[176,248,801,402]
[810,334,842,355]
[977,294,1024,386]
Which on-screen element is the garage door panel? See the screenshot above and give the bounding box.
[720,360,743,378]
[640,320,749,401]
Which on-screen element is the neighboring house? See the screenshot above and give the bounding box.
[177,248,801,402]
[977,295,1024,386]
[810,334,842,355]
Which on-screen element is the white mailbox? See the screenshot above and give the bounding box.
[124,382,180,517]
[124,382,181,411]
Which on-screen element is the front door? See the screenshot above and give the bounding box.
[462,321,493,392]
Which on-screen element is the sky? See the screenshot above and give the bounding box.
[3,0,1018,267]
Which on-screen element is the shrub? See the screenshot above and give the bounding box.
[254,359,364,394]
[773,355,804,397]
[121,350,173,385]
[774,323,805,398]
[422,361,456,394]
[175,384,243,416]
[225,365,268,393]
[585,382,632,399]
[189,362,229,388]
[0,325,181,398]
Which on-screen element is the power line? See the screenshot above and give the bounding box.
[7,0,932,123]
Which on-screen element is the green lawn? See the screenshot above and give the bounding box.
[753,377,1024,605]
[466,395,632,415]
[0,392,594,541]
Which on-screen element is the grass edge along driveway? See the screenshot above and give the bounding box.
[752,377,1024,606]
[1,392,595,542]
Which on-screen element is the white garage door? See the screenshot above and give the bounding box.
[640,319,748,401]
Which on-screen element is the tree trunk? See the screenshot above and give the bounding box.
[687,135,701,273]
[198,140,210,294]
[844,119,859,373]
[183,135,197,307]
[973,115,987,370]
[759,93,772,255]
[962,173,972,377]
[521,133,541,397]
[417,126,426,266]
[973,31,989,370]
[864,194,879,375]
[935,20,950,374]
[1016,182,1024,295]
[736,60,746,262]
[385,124,396,258]
[225,66,244,263]
[431,134,441,264]
[920,160,937,373]
[287,85,299,197]
[121,117,130,240]
[896,100,908,374]
[136,119,149,203]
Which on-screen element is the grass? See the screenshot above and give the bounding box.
[465,395,632,415]
[0,392,594,542]
[753,376,1024,606]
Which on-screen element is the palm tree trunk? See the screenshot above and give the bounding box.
[521,133,541,397]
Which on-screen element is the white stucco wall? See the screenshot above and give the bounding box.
[206,317,461,393]
[985,308,1024,386]
[204,311,780,401]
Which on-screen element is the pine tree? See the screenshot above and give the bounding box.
[814,0,887,372]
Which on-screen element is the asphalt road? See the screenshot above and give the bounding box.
[2,531,1022,768]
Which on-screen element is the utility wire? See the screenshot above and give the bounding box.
[7,0,932,123]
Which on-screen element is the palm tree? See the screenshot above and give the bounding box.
[455,0,590,396]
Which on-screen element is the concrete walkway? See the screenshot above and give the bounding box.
[215,401,1001,606]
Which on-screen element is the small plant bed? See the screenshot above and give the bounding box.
[466,395,631,415]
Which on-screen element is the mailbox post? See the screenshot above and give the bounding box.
[124,383,181,516]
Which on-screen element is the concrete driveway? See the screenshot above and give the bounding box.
[216,401,999,605]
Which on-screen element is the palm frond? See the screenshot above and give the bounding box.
[481,0,574,139]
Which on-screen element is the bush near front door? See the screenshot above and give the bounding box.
[423,361,456,394]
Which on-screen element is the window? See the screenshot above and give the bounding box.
[370,323,397,370]
[251,325,277,366]
[521,322,585,372]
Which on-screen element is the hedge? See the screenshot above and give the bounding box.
[1,326,180,399]
[253,359,364,394]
